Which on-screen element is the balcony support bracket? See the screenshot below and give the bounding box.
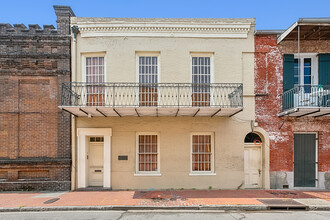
[229,108,243,117]
[79,108,90,117]
[62,108,78,117]
[279,115,289,130]
[193,108,200,117]
[135,108,140,117]
[297,109,320,118]
[96,108,107,117]
[113,108,122,117]
[314,112,330,118]
[175,108,179,117]
[211,108,222,117]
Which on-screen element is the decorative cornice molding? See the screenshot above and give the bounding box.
[75,22,253,39]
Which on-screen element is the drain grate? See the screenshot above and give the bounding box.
[43,198,60,204]
[258,199,307,210]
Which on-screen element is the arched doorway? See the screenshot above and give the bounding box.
[244,132,262,188]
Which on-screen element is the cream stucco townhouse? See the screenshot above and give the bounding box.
[60,16,270,190]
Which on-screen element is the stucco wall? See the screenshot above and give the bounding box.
[71,18,258,190]
[76,117,253,190]
[72,20,255,92]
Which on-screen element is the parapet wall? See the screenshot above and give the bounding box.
[0,5,74,36]
[0,23,59,35]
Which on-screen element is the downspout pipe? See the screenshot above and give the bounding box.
[70,25,79,190]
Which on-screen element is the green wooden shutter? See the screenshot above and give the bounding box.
[283,54,294,110]
[318,53,330,85]
[319,54,330,106]
[283,54,294,91]
[294,134,316,187]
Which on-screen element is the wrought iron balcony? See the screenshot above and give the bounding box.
[279,85,330,117]
[60,82,243,117]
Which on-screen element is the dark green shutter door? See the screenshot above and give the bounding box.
[283,54,295,91]
[318,53,330,85]
[294,134,316,187]
[318,54,330,106]
[283,54,294,110]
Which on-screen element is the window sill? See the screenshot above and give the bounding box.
[134,173,162,177]
[189,173,216,176]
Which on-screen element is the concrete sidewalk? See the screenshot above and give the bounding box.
[0,190,329,212]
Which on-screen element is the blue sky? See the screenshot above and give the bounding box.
[1,0,329,30]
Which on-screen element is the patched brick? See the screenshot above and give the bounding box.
[0,6,74,191]
[255,34,330,186]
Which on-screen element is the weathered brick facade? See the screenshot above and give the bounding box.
[255,33,330,189]
[0,6,74,191]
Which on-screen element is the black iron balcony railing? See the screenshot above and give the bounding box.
[61,82,243,108]
[282,85,330,111]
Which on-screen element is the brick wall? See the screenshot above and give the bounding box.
[255,34,330,189]
[0,6,74,191]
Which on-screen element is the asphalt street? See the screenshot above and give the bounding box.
[0,210,330,220]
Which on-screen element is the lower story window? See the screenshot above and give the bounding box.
[136,133,159,173]
[191,133,214,173]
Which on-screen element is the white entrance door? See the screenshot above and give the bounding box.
[88,142,104,186]
[244,145,261,188]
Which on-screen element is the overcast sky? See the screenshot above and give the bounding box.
[1,0,330,30]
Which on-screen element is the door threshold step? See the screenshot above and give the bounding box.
[76,187,111,191]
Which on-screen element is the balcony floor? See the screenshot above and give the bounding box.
[59,106,243,117]
[278,107,330,118]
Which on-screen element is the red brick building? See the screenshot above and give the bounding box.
[0,6,74,190]
[255,19,330,189]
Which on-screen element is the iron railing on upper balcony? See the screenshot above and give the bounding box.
[282,85,330,111]
[61,82,243,108]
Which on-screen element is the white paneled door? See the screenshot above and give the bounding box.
[88,142,104,186]
[244,145,261,188]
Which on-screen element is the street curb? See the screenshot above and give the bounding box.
[308,206,330,211]
[1,205,330,212]
[0,205,269,212]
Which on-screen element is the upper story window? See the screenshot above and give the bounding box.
[86,57,105,84]
[138,54,159,106]
[293,54,318,92]
[191,54,213,106]
[85,56,105,106]
[282,53,330,110]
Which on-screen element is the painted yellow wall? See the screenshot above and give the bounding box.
[74,36,254,84]
[77,117,253,190]
[70,17,265,190]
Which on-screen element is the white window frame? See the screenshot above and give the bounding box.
[293,53,318,86]
[135,132,161,176]
[81,53,107,106]
[190,52,215,106]
[82,53,107,83]
[189,132,216,176]
[136,52,161,107]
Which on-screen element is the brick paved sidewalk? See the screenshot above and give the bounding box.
[0,190,329,209]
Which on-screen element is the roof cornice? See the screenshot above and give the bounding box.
[74,21,253,39]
